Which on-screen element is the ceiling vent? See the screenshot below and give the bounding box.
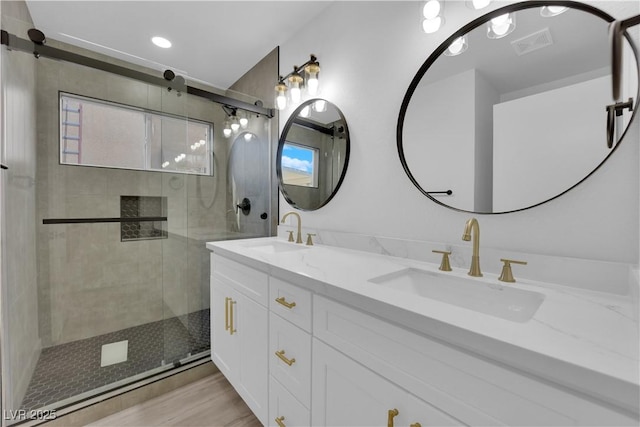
[511,28,553,56]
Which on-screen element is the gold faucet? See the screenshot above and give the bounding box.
[281,211,303,244]
[462,218,482,277]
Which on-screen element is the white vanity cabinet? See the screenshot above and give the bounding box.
[210,254,268,425]
[209,245,638,427]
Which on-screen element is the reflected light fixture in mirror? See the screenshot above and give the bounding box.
[445,36,468,56]
[314,99,327,112]
[487,13,516,39]
[275,54,321,110]
[541,6,568,17]
[398,1,640,214]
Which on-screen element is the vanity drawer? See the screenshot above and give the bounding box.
[269,376,310,427]
[270,277,312,332]
[211,254,268,307]
[270,312,311,408]
[314,296,636,426]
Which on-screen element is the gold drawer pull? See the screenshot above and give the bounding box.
[275,350,296,366]
[275,296,296,309]
[275,416,286,427]
[224,297,231,331]
[387,408,399,427]
[410,424,422,427]
[229,299,237,335]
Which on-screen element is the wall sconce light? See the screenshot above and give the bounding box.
[445,36,468,56]
[487,13,516,39]
[422,0,444,34]
[275,54,321,110]
[467,0,491,10]
[540,6,568,17]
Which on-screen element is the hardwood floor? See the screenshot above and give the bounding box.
[88,372,261,427]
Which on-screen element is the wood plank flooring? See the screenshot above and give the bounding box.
[88,372,261,427]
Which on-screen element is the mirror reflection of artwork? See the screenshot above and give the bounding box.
[278,99,350,211]
[398,2,639,214]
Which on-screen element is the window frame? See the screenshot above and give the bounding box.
[281,141,320,188]
[59,91,214,176]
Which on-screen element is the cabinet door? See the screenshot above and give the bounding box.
[312,339,463,427]
[211,278,239,382]
[312,339,408,427]
[237,293,269,425]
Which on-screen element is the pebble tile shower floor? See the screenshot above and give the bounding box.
[20,309,210,411]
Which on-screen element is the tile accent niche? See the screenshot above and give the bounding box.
[120,196,167,241]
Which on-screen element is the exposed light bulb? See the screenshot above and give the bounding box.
[190,144,197,151]
[239,117,248,128]
[300,105,311,118]
[288,73,303,104]
[304,62,320,96]
[290,86,301,104]
[199,139,205,146]
[422,17,443,34]
[275,81,288,110]
[423,0,441,19]
[231,122,240,132]
[471,0,491,9]
[314,99,327,112]
[162,161,170,168]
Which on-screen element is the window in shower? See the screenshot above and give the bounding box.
[59,93,213,175]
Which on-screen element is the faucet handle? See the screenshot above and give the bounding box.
[498,258,527,283]
[432,250,452,272]
[306,233,316,246]
[287,230,294,242]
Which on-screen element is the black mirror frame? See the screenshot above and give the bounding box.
[277,98,351,211]
[397,0,640,215]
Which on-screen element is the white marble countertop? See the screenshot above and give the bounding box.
[206,236,639,413]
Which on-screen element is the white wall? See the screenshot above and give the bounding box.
[279,0,640,265]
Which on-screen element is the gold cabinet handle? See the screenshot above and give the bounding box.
[275,296,296,309]
[275,350,296,366]
[229,299,237,335]
[410,424,422,427]
[275,416,286,427]
[387,408,399,427]
[224,297,231,331]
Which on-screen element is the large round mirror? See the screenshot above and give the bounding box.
[398,1,639,214]
[277,99,350,210]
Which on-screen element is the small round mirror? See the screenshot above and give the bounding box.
[398,1,639,214]
[277,99,350,211]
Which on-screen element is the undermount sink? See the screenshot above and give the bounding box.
[369,268,545,323]
[246,240,310,254]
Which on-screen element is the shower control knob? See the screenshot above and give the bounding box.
[260,212,268,220]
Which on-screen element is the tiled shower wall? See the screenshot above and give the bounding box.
[1,1,40,410]
[35,43,231,347]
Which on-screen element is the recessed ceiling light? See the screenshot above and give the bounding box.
[151,36,171,48]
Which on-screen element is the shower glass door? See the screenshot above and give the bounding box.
[0,40,273,423]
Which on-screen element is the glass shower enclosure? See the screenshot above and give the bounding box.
[0,29,274,424]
